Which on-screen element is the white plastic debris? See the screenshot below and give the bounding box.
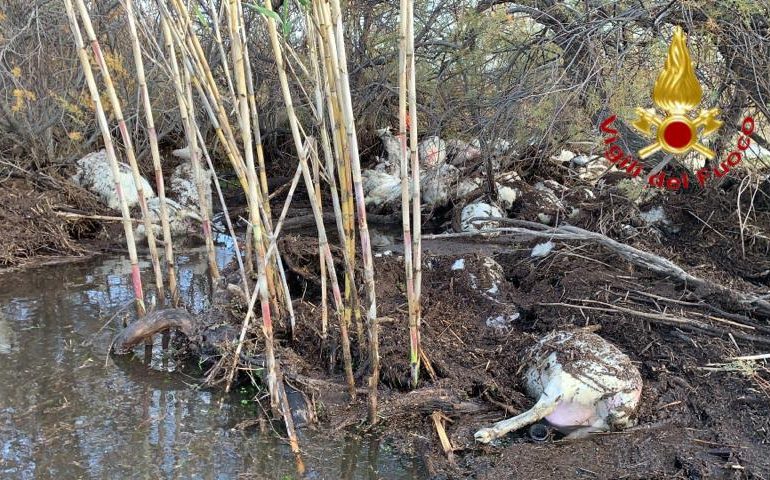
[485,312,520,331]
[422,164,459,207]
[447,139,481,165]
[639,205,679,234]
[71,150,156,211]
[551,149,576,163]
[172,145,202,161]
[530,241,555,258]
[375,128,405,175]
[470,138,514,156]
[419,136,447,168]
[475,330,643,443]
[639,206,667,225]
[451,258,465,270]
[134,197,203,241]
[455,177,483,199]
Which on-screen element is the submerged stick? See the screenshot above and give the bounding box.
[111,309,195,354]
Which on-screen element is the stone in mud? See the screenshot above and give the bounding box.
[170,163,214,218]
[460,202,505,234]
[475,330,642,443]
[71,150,156,211]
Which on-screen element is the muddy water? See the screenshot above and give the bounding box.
[0,242,421,479]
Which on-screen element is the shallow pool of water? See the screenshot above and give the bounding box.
[0,243,421,479]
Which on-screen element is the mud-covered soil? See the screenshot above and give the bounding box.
[216,174,770,480]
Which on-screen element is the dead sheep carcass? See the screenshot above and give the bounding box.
[475,330,643,443]
[71,150,155,211]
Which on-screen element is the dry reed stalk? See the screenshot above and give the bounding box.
[265,0,356,398]
[184,69,220,280]
[163,3,288,323]
[398,0,419,389]
[194,126,249,293]
[263,0,356,398]
[207,0,236,102]
[314,1,365,353]
[223,0,280,411]
[327,0,381,423]
[407,2,423,382]
[165,2,283,312]
[123,0,179,306]
[162,13,222,281]
[307,15,330,342]
[237,0,271,220]
[64,0,145,315]
[164,1,248,189]
[75,0,165,306]
[313,146,329,342]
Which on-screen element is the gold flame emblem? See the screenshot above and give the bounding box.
[632,27,722,159]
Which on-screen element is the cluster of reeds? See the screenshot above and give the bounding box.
[65,0,425,451]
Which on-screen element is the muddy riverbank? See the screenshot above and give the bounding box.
[3,169,770,479]
[0,248,421,479]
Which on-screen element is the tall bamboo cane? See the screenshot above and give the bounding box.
[327,0,381,423]
[184,68,220,280]
[398,0,419,389]
[64,0,145,316]
[408,0,423,388]
[314,0,366,354]
[223,0,282,414]
[206,0,236,103]
[123,0,179,306]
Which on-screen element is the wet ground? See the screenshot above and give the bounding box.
[0,240,421,479]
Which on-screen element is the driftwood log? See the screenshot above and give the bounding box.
[111,308,195,354]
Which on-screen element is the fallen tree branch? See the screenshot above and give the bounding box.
[539,301,770,346]
[428,219,770,318]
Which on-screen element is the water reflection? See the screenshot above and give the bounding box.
[0,245,420,479]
